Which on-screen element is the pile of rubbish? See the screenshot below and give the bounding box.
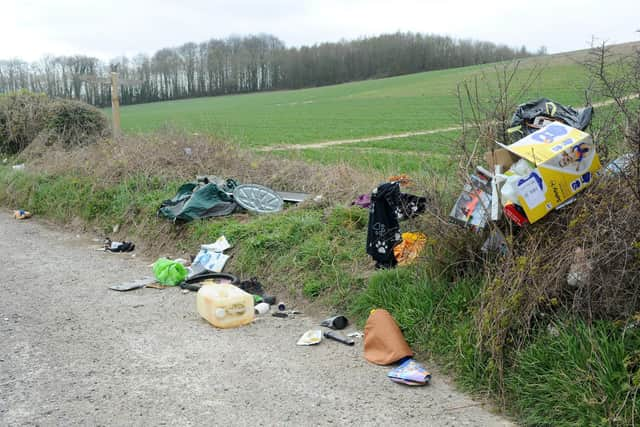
[106,229,430,387]
[97,97,637,389]
[450,99,603,234]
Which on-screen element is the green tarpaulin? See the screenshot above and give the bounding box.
[158,178,238,223]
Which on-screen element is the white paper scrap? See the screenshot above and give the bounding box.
[201,235,231,253]
[192,249,230,273]
[518,174,545,208]
[296,330,322,346]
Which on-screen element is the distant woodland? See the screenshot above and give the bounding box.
[0,32,532,106]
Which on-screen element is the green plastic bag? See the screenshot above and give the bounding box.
[153,258,188,286]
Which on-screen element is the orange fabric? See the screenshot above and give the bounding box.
[393,232,427,266]
[387,174,413,187]
[364,309,413,365]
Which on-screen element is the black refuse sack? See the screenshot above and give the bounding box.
[509,98,593,138]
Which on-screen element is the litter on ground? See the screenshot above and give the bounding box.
[364,309,413,365]
[153,258,188,286]
[109,277,157,292]
[388,358,432,386]
[13,210,32,220]
[393,232,427,266]
[104,238,135,253]
[320,315,349,330]
[275,191,311,203]
[323,330,355,346]
[189,237,231,276]
[297,329,323,346]
[197,282,255,329]
[157,176,294,222]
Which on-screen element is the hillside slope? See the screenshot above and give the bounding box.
[116,42,638,148]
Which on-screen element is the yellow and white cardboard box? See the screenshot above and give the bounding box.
[499,122,601,223]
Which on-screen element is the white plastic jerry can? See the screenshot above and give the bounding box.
[196,283,255,329]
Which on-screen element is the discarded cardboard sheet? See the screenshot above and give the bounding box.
[497,123,601,223]
[484,149,517,171]
[190,236,231,277]
[191,250,229,275]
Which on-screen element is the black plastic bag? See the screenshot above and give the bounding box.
[509,98,593,138]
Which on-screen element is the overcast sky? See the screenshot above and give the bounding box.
[2,0,638,61]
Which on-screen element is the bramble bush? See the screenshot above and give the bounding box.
[0,90,107,154]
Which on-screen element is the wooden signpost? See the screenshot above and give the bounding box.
[80,72,141,138]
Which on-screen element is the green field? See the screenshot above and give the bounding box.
[118,55,599,146]
[274,131,460,175]
[114,43,636,176]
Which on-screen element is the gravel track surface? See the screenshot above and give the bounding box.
[0,212,513,426]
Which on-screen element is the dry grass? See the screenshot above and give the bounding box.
[1,92,108,154]
[20,129,380,203]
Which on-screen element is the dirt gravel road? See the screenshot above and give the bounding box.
[0,212,513,426]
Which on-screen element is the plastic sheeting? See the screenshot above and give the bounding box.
[509,98,593,138]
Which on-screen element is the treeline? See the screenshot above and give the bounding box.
[0,32,532,107]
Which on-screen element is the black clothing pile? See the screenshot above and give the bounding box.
[366,182,428,269]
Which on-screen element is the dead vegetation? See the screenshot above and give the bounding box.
[0,91,107,154]
[0,91,50,153]
[20,128,379,204]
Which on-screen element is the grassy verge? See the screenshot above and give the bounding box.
[352,267,640,426]
[351,268,490,388]
[0,167,372,306]
[505,319,640,426]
